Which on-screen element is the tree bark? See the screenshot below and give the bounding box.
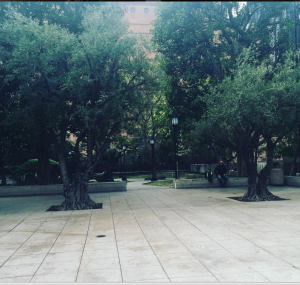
[240,140,282,201]
[0,156,6,186]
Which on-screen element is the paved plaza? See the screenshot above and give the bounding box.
[0,179,300,283]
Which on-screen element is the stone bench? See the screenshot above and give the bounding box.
[174,178,249,189]
[284,176,300,187]
[0,182,127,197]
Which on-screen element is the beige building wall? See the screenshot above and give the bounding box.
[123,2,158,36]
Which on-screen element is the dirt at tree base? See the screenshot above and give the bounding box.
[46,203,102,211]
[228,196,289,202]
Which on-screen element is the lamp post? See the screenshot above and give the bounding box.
[172,116,179,179]
[118,149,123,178]
[149,138,157,182]
[122,145,127,181]
[207,144,211,177]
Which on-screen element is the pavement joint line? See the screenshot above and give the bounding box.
[1,199,51,234]
[0,203,62,270]
[110,192,124,282]
[28,209,73,282]
[75,208,93,283]
[1,183,300,282]
[127,187,219,281]
[134,183,299,281]
[120,191,171,282]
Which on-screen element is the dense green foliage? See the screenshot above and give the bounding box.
[0,2,161,209]
[14,159,60,185]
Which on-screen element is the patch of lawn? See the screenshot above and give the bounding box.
[143,180,173,187]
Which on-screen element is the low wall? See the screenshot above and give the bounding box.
[175,176,300,189]
[0,182,127,197]
[174,178,249,189]
[284,176,300,187]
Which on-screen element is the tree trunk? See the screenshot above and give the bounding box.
[289,154,297,176]
[0,156,6,186]
[240,141,282,201]
[256,142,281,200]
[240,149,258,200]
[37,134,51,185]
[237,153,246,176]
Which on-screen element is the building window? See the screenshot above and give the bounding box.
[144,8,149,14]
[130,7,135,13]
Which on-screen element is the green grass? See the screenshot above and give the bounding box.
[143,180,173,187]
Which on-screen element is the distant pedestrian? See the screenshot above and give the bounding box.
[214,160,228,187]
[102,169,114,182]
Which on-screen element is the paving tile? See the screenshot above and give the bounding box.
[120,254,161,268]
[82,248,118,260]
[3,254,46,266]
[77,268,122,282]
[35,260,80,275]
[185,240,224,252]
[243,258,296,272]
[14,245,51,256]
[194,249,253,275]
[0,276,32,282]
[0,247,18,258]
[0,264,40,279]
[84,241,117,251]
[117,238,149,248]
[161,262,212,278]
[216,271,270,282]
[31,271,77,282]
[151,244,190,255]
[0,256,8,267]
[156,252,200,266]
[49,243,84,253]
[259,268,300,282]
[80,257,120,270]
[137,278,171,282]
[118,246,155,258]
[170,275,219,282]
[43,251,82,263]
[122,265,168,282]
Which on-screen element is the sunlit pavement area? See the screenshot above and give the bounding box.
[0,179,300,283]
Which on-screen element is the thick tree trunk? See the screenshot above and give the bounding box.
[240,149,258,200]
[37,134,51,185]
[0,157,6,186]
[256,143,281,201]
[240,141,282,201]
[58,128,98,211]
[57,150,98,210]
[289,154,297,176]
[237,153,246,176]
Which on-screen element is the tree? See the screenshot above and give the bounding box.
[1,3,156,209]
[199,49,300,201]
[152,2,295,165]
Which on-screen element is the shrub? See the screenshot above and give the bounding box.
[185,174,202,179]
[13,159,60,185]
[144,176,166,181]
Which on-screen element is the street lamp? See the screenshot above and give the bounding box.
[118,148,123,178]
[149,138,157,182]
[207,145,211,177]
[172,116,179,179]
[122,145,127,181]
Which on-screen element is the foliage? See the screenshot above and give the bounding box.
[0,2,159,209]
[197,48,300,199]
[144,175,166,181]
[185,174,202,179]
[13,159,60,185]
[152,2,296,162]
[143,180,173,187]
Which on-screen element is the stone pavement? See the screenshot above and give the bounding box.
[0,179,300,283]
